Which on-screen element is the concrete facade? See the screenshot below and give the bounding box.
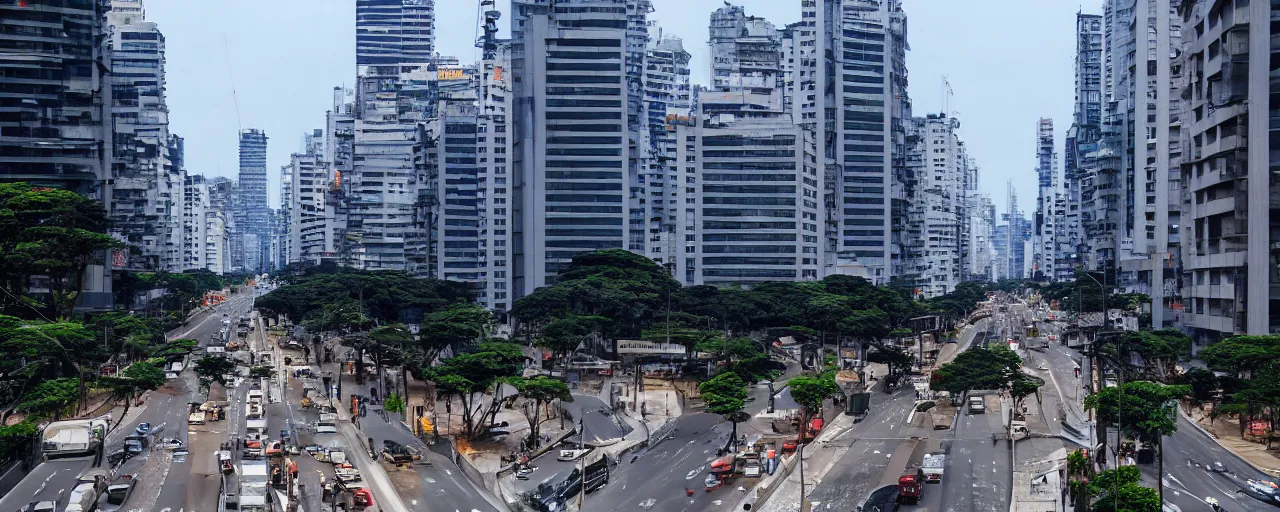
[1174,0,1280,340]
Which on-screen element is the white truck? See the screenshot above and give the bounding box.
[967,395,986,414]
[239,460,270,512]
[922,453,945,483]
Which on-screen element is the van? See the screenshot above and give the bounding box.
[967,396,985,414]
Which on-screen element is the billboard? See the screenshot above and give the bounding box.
[615,339,685,355]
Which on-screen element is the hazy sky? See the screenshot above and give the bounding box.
[148,0,1079,214]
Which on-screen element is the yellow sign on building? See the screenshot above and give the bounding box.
[438,68,466,81]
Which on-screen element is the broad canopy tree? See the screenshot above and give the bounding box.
[430,342,524,440]
[700,371,749,452]
[514,376,572,443]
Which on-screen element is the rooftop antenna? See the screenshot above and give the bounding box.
[942,75,954,117]
[222,34,243,131]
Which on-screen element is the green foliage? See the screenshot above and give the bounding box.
[512,249,678,339]
[17,378,80,419]
[539,314,608,363]
[430,342,525,440]
[0,183,122,319]
[1088,466,1161,512]
[1181,368,1219,402]
[700,372,748,416]
[789,374,840,418]
[383,392,405,413]
[255,267,469,326]
[513,376,572,440]
[0,421,37,458]
[249,366,275,379]
[415,304,492,371]
[1084,381,1189,444]
[1198,335,1280,378]
[933,346,1024,394]
[194,356,236,390]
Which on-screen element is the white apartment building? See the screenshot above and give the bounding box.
[1105,0,1185,329]
[1175,0,1279,340]
[797,0,912,285]
[103,0,185,272]
[287,130,330,266]
[511,0,645,293]
[672,90,822,286]
[968,194,997,282]
[642,34,692,268]
[914,114,968,297]
[181,174,208,272]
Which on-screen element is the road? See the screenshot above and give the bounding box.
[584,412,731,512]
[0,290,255,512]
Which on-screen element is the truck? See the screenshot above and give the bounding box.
[967,395,986,414]
[922,453,945,483]
[898,468,925,504]
[239,460,270,512]
[41,417,109,460]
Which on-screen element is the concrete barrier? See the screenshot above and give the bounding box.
[735,452,799,511]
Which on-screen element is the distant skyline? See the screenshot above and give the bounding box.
[149,0,1076,215]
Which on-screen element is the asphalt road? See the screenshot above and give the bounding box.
[564,394,632,445]
[356,401,502,512]
[586,412,732,512]
[0,291,254,512]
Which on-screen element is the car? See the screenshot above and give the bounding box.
[100,475,137,512]
[107,448,130,465]
[1209,461,1228,473]
[134,422,152,436]
[157,438,184,450]
[704,474,722,492]
[21,501,57,512]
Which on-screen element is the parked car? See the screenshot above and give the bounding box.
[20,501,56,512]
[134,423,151,436]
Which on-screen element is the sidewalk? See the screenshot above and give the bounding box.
[751,412,858,512]
[1183,406,1280,476]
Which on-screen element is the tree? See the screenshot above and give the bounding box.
[383,393,405,414]
[0,183,122,320]
[430,342,524,440]
[514,376,572,443]
[789,374,840,444]
[193,356,236,395]
[1010,378,1042,414]
[540,315,607,368]
[99,360,166,427]
[933,346,1024,394]
[1181,368,1219,405]
[1085,381,1189,503]
[370,323,415,405]
[1088,466,1161,512]
[700,372,749,452]
[17,378,79,420]
[249,366,275,379]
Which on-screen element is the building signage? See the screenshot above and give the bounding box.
[438,68,467,81]
[616,339,685,355]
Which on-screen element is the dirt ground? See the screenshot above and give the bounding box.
[1189,405,1280,473]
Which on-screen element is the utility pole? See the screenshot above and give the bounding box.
[798,442,806,512]
[577,417,586,510]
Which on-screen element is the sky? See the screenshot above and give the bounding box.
[148,0,1079,214]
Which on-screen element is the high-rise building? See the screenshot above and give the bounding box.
[1105,0,1184,328]
[182,174,209,272]
[1068,13,1104,277]
[798,0,912,285]
[238,128,270,272]
[356,0,435,68]
[101,0,186,272]
[1174,0,1278,341]
[286,130,331,267]
[910,114,970,297]
[1032,118,1068,281]
[206,177,235,275]
[0,0,107,194]
[641,34,692,267]
[510,0,646,292]
[968,194,997,282]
